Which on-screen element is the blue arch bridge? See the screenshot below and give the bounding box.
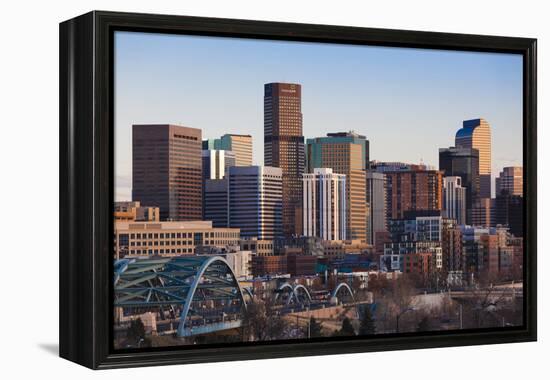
[114,256,362,338]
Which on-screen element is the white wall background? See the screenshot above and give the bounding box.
[0,0,546,377]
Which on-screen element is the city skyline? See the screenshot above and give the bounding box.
[114,31,523,201]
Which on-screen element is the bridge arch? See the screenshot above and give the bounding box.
[331,282,355,304]
[293,284,312,305]
[274,283,313,305]
[274,282,295,304]
[114,255,247,337]
[177,256,247,336]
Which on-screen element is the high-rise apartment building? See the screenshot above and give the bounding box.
[495,166,523,196]
[202,149,235,180]
[443,176,467,225]
[203,134,253,167]
[384,169,443,220]
[306,134,368,241]
[264,82,305,237]
[442,219,463,273]
[132,124,202,221]
[439,146,480,224]
[455,118,491,198]
[302,168,347,241]
[366,171,387,245]
[228,166,283,240]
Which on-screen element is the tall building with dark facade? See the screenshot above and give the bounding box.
[264,83,305,237]
[306,132,369,241]
[384,169,443,220]
[455,118,491,198]
[439,146,480,224]
[132,124,202,221]
[494,192,523,237]
[204,178,229,227]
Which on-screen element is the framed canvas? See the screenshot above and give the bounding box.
[59,11,537,369]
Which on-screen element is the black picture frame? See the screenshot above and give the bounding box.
[59,10,537,369]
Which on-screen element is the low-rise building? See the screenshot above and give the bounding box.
[251,255,287,277]
[286,254,317,276]
[239,238,274,256]
[114,201,160,222]
[114,220,240,259]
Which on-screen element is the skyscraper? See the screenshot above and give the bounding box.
[494,192,523,237]
[366,171,387,245]
[306,133,368,241]
[495,166,523,196]
[471,198,492,227]
[443,176,467,225]
[228,166,283,240]
[203,134,253,166]
[384,169,443,220]
[307,131,370,172]
[302,168,347,241]
[201,149,235,180]
[264,82,305,237]
[455,118,491,198]
[204,178,229,227]
[439,146,480,224]
[132,124,202,221]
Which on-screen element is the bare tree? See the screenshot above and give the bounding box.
[242,298,288,342]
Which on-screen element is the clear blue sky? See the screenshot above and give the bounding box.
[114,31,523,201]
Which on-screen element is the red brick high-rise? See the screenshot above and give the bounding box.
[264,83,305,237]
[384,169,443,220]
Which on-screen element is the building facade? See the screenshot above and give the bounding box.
[455,118,491,198]
[114,201,160,222]
[366,171,387,245]
[203,134,253,167]
[495,166,523,196]
[442,219,463,273]
[443,176,467,225]
[114,220,240,259]
[132,124,202,221]
[493,192,523,237]
[306,133,369,241]
[439,146,480,224]
[202,149,235,180]
[471,198,492,228]
[203,178,229,227]
[264,82,305,237]
[240,238,274,257]
[460,226,507,276]
[228,166,283,240]
[384,169,443,220]
[302,168,347,241]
